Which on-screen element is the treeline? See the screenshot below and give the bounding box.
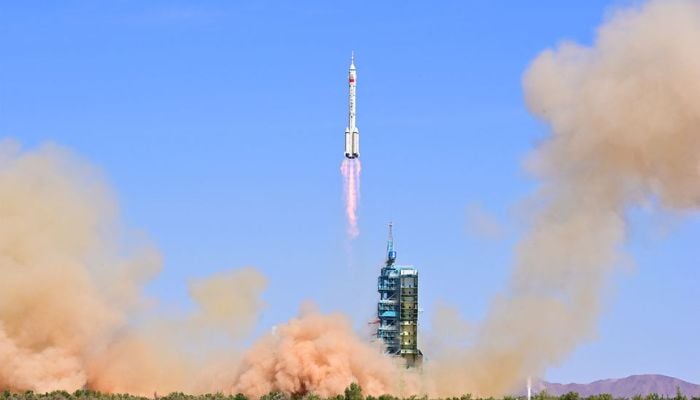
[2,384,699,400]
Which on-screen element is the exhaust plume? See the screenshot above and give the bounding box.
[340,159,362,239]
[428,0,700,395]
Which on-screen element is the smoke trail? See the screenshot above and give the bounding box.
[340,158,362,238]
[427,0,700,395]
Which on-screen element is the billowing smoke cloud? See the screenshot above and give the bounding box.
[0,141,268,394]
[230,305,416,398]
[427,0,700,395]
[0,141,403,398]
[88,267,269,395]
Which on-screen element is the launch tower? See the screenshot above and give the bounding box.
[377,223,423,367]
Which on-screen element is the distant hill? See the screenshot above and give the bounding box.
[533,374,700,398]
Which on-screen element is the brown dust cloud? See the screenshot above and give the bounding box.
[2,0,700,396]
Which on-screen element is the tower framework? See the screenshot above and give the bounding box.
[377,223,423,367]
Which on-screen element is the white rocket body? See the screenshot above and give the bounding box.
[344,53,360,159]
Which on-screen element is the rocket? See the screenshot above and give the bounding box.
[344,52,360,159]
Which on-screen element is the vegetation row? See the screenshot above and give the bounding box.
[2,384,698,400]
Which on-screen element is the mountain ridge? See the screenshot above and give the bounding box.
[533,374,700,398]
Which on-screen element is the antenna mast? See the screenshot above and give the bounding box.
[386,222,396,264]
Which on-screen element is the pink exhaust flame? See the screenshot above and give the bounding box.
[340,158,361,238]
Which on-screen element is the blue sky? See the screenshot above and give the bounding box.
[1,0,698,385]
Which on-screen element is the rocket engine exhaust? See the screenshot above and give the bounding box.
[341,158,361,239]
